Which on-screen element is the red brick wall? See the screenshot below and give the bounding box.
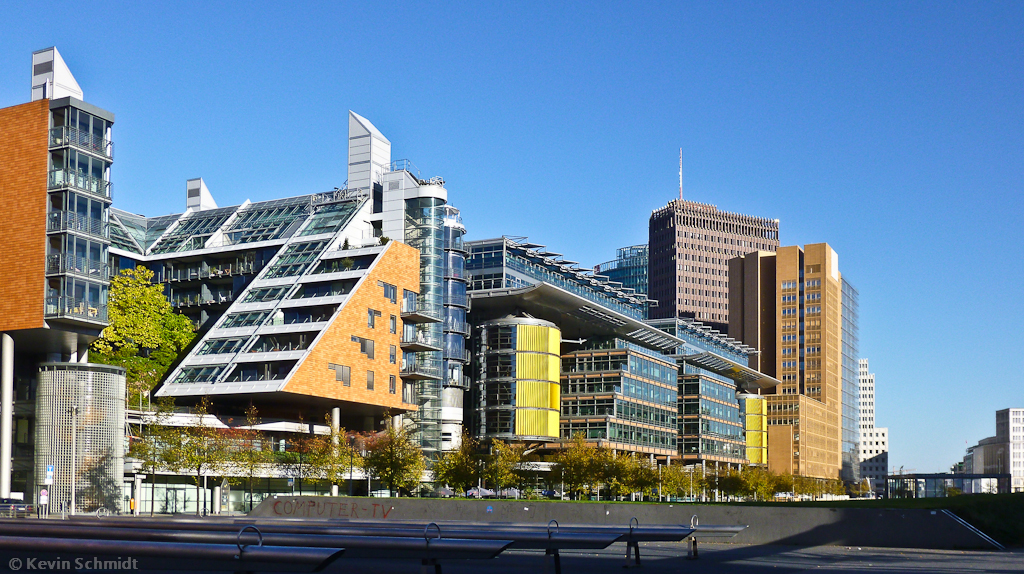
[0,100,48,332]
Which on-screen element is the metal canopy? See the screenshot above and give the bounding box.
[470,283,683,351]
[680,351,780,391]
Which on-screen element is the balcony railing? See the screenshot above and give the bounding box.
[400,330,443,351]
[47,210,109,239]
[400,298,442,323]
[49,126,114,160]
[171,292,235,308]
[48,169,112,201]
[400,357,443,380]
[45,253,110,280]
[44,296,107,323]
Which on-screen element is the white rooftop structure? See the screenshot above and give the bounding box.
[31,47,83,102]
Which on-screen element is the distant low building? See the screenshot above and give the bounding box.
[961,408,1024,492]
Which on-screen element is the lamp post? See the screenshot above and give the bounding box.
[348,436,355,496]
[69,406,79,516]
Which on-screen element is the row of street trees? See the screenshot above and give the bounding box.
[130,401,426,515]
[435,433,847,502]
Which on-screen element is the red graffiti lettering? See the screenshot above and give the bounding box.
[381,505,393,519]
[350,502,359,518]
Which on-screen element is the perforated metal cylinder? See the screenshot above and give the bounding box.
[34,363,126,513]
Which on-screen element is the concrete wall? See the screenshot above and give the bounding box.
[250,496,999,550]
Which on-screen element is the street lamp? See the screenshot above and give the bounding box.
[69,406,79,516]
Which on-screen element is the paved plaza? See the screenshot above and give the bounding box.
[331,542,1023,574]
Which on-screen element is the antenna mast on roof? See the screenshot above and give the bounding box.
[678,148,683,201]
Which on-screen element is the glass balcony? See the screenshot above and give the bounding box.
[400,356,443,380]
[48,170,111,201]
[49,126,114,160]
[400,297,442,323]
[44,296,107,323]
[47,211,109,240]
[400,328,442,352]
[45,253,110,281]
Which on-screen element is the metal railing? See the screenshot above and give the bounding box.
[44,296,107,322]
[45,253,110,280]
[47,210,109,239]
[400,357,443,379]
[400,330,443,348]
[47,169,111,200]
[401,298,442,321]
[49,126,114,159]
[171,292,234,307]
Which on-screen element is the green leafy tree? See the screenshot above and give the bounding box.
[554,433,603,499]
[128,396,177,516]
[226,405,275,511]
[486,441,527,496]
[662,463,705,500]
[90,266,195,405]
[305,417,360,494]
[163,397,228,515]
[620,453,659,498]
[433,432,480,495]
[361,423,425,496]
[740,465,778,501]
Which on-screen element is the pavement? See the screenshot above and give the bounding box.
[327,542,1024,574]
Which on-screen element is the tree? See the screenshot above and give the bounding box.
[433,433,480,495]
[127,396,177,516]
[305,416,360,494]
[620,454,659,499]
[740,465,777,501]
[553,433,603,499]
[662,463,705,500]
[226,405,275,512]
[90,266,195,406]
[361,422,425,496]
[163,397,228,515]
[486,441,527,496]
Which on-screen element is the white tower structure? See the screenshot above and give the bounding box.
[858,359,888,494]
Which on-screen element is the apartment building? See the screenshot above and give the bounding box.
[858,359,888,492]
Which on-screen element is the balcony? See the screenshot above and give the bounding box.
[49,126,113,160]
[45,253,110,281]
[48,170,111,201]
[400,331,442,352]
[47,211,109,240]
[44,296,107,323]
[400,298,441,323]
[400,357,443,380]
[171,292,235,308]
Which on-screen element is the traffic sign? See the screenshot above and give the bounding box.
[39,489,49,505]
[44,465,54,486]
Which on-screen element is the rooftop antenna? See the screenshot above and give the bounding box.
[678,148,683,201]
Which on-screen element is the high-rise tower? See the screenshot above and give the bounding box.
[648,199,778,332]
[729,244,844,479]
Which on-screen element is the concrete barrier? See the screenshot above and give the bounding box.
[249,496,1001,550]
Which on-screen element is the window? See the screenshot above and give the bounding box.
[328,363,351,386]
[367,370,374,390]
[368,308,381,328]
[390,345,397,364]
[389,375,396,394]
[351,336,374,359]
[378,280,397,304]
[390,314,397,334]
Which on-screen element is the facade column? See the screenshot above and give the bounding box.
[331,407,340,496]
[0,333,13,498]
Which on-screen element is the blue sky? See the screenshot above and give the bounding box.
[3,2,1022,473]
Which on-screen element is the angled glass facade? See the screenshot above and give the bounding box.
[841,278,860,483]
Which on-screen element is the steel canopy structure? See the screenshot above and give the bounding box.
[679,351,781,392]
[469,283,682,351]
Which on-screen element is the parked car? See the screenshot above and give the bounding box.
[0,498,33,518]
[466,487,496,499]
[540,489,563,499]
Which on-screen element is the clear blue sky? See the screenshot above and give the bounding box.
[3,2,1022,473]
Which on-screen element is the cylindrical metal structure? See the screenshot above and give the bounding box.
[475,317,561,441]
[0,333,13,498]
[34,362,126,513]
